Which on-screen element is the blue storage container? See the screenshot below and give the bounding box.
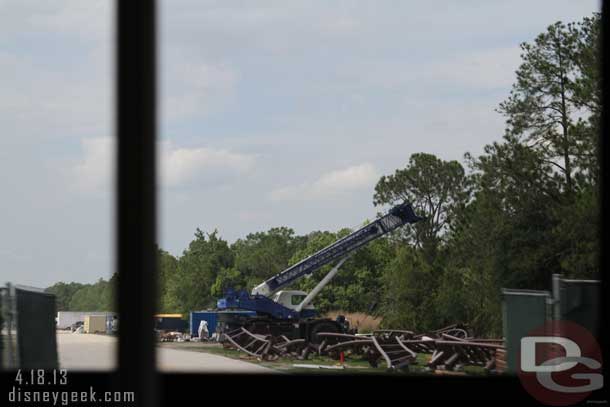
[155,316,188,332]
[189,310,256,338]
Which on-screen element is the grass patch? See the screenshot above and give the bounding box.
[323,311,381,334]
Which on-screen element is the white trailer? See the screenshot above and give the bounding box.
[56,311,116,330]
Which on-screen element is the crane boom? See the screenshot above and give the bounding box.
[251,202,422,297]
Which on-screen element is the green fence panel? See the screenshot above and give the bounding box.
[553,274,600,340]
[502,289,550,373]
[15,285,58,369]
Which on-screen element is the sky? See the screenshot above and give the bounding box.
[0,0,600,287]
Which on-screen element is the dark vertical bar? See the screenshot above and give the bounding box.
[600,0,609,382]
[116,1,157,406]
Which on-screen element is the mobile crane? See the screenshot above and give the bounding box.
[216,202,423,342]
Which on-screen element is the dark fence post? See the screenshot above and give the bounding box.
[116,1,157,406]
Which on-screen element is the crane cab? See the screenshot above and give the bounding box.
[271,290,315,312]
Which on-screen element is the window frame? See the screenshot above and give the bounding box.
[78,2,610,405]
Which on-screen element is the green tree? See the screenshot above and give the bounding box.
[462,138,562,289]
[68,278,113,311]
[556,15,601,260]
[379,246,438,332]
[211,267,247,299]
[167,229,233,313]
[435,264,501,338]
[157,248,179,313]
[551,184,599,278]
[373,153,471,262]
[498,16,600,196]
[482,14,600,283]
[45,282,85,311]
[571,13,601,187]
[232,227,306,290]
[440,191,512,336]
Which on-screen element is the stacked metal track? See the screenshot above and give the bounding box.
[398,338,436,354]
[427,333,504,371]
[369,335,416,369]
[221,323,506,373]
[223,327,284,360]
[428,340,504,371]
[223,328,318,360]
[316,332,372,359]
[373,329,414,340]
[414,323,470,340]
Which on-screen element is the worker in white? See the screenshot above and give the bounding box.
[197,320,209,341]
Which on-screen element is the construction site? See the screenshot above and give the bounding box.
[0,2,605,406]
[0,203,600,375]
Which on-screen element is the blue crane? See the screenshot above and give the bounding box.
[216,202,423,341]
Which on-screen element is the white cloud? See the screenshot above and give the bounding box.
[72,137,114,193]
[72,137,256,193]
[160,142,255,187]
[270,163,378,202]
[1,0,599,286]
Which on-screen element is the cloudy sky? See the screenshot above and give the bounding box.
[0,0,599,287]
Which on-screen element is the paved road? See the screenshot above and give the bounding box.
[56,331,272,373]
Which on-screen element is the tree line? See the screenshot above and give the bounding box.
[46,14,600,337]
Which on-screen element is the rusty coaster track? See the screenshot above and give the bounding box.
[399,338,436,354]
[223,327,284,360]
[372,329,415,340]
[413,323,470,340]
[317,332,372,359]
[221,324,506,373]
[369,335,416,370]
[428,340,504,371]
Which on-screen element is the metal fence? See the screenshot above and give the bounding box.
[0,283,58,369]
[501,288,551,372]
[1,284,18,369]
[552,274,600,338]
[501,274,601,373]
